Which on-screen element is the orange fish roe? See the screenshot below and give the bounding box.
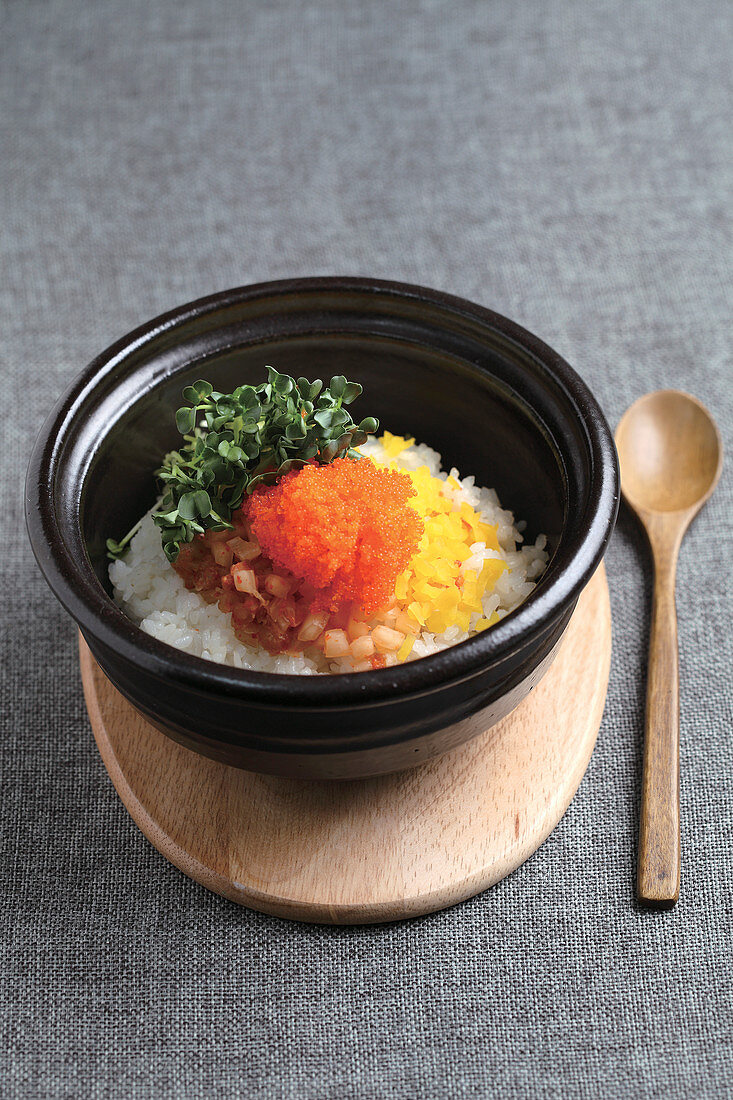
[245,457,423,616]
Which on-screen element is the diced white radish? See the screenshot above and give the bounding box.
[347,618,370,641]
[227,536,260,562]
[297,610,330,642]
[269,598,301,629]
[231,563,262,600]
[350,634,375,660]
[323,629,350,657]
[211,542,234,568]
[394,611,419,636]
[372,625,405,653]
[263,574,293,598]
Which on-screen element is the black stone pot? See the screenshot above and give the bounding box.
[26,278,619,778]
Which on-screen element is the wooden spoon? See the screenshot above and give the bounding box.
[615,391,723,907]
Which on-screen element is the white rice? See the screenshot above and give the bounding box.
[109,438,548,674]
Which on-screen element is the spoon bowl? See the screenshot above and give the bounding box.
[616,390,722,517]
[615,390,723,907]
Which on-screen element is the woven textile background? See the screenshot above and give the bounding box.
[3,1,732,1097]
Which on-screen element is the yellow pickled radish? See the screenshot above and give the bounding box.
[375,436,507,638]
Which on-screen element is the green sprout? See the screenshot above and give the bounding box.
[107,367,378,562]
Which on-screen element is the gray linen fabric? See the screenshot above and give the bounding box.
[2,0,732,1096]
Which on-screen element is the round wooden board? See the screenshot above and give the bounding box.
[80,564,611,924]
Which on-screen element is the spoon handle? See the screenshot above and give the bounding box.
[637,538,680,907]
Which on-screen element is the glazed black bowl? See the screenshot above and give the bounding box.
[26,278,618,778]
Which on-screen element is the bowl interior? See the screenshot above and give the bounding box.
[81,334,568,594]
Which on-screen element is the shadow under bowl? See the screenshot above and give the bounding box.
[26,277,619,778]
